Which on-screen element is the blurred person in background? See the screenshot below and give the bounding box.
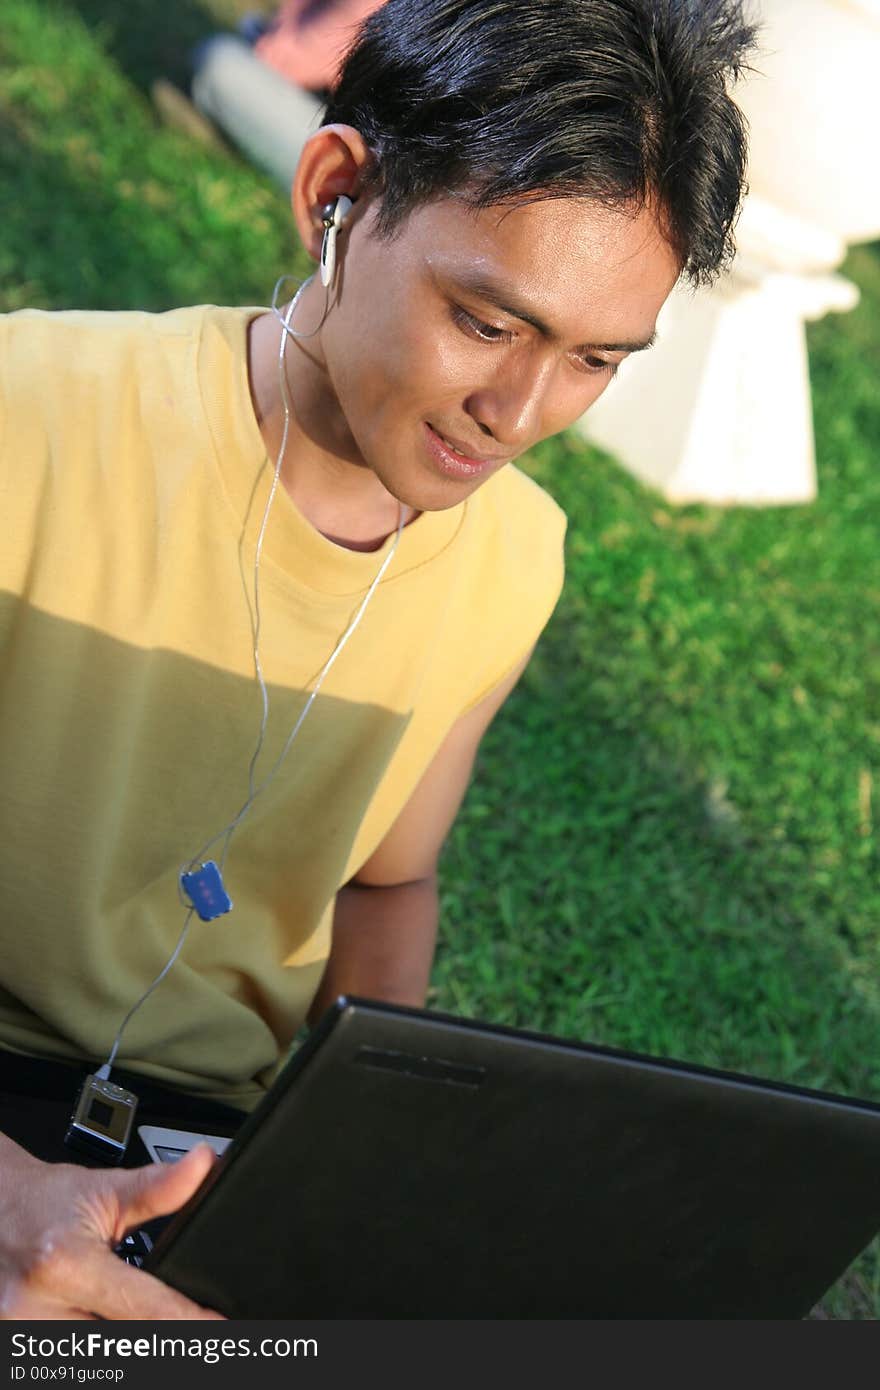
[161,1,387,187]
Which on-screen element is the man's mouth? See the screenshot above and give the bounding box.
[423,422,508,477]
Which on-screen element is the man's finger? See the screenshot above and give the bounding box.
[2,1291,99,1321]
[112,1144,218,1234]
[53,1243,224,1321]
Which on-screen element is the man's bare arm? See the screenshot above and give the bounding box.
[307,648,534,1026]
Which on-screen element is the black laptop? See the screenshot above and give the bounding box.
[146,998,880,1318]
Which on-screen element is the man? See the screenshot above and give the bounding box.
[0,0,754,1318]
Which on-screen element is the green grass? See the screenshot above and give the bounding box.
[2,0,879,1319]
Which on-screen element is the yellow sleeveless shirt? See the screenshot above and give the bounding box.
[0,305,565,1106]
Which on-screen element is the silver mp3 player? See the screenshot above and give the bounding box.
[65,1072,138,1164]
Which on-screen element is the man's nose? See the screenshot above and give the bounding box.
[463,354,558,450]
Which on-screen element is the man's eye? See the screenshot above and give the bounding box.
[575,353,620,378]
[451,306,513,344]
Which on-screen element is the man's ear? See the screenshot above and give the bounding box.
[291,124,374,263]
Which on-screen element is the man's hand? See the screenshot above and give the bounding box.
[0,1134,223,1319]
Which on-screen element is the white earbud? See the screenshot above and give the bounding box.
[319,195,354,289]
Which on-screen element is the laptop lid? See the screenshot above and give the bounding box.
[146,998,880,1318]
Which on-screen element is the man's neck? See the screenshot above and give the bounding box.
[246,304,413,553]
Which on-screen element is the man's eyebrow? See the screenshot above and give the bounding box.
[451,273,657,353]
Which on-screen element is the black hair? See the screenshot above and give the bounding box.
[324,0,757,285]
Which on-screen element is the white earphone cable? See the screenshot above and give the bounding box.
[101,267,404,1074]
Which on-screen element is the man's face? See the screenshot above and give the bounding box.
[313,191,681,512]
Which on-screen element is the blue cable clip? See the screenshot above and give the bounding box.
[180,861,233,922]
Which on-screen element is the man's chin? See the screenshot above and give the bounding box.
[378,460,502,517]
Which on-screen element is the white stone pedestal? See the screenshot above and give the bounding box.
[576,0,880,507]
[579,228,858,506]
